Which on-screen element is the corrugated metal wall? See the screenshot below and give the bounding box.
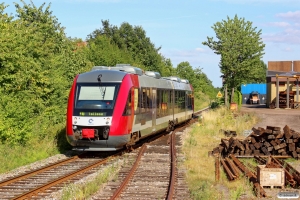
[268,61,292,72]
[241,84,267,104]
[241,84,266,94]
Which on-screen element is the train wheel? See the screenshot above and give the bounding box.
[166,120,175,132]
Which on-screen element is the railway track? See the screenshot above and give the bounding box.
[0,109,206,200]
[0,152,121,200]
[90,120,195,200]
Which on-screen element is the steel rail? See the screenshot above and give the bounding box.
[12,153,121,200]
[166,131,176,200]
[230,154,267,197]
[0,156,79,187]
[110,144,147,200]
[277,159,300,185]
[220,158,235,180]
[225,157,240,178]
[270,156,297,187]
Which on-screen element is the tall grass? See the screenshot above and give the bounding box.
[194,91,211,111]
[182,106,258,199]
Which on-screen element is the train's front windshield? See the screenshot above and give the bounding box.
[75,83,120,111]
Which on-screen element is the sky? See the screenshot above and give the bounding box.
[3,0,300,87]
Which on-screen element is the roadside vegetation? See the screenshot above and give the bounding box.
[0,3,267,200]
[182,106,259,199]
[0,1,217,173]
[60,163,120,200]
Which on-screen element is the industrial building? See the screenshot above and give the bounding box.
[266,61,300,109]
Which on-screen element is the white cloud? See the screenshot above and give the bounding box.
[283,47,293,52]
[211,0,300,5]
[63,0,121,3]
[276,10,300,22]
[268,22,291,28]
[195,48,206,53]
[263,28,300,44]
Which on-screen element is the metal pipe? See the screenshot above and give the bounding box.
[287,77,290,109]
[297,78,299,103]
[276,75,279,109]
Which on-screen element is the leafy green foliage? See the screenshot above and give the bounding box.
[203,15,265,103]
[0,1,217,149]
[175,62,218,99]
[87,20,171,74]
[0,1,91,144]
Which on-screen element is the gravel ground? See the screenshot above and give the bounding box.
[0,153,72,182]
[240,104,300,132]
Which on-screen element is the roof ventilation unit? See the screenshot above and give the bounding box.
[145,71,161,79]
[181,79,189,84]
[162,76,181,82]
[91,64,143,75]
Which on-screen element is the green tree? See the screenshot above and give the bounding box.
[175,62,217,98]
[85,35,137,67]
[176,62,195,82]
[87,20,163,72]
[202,15,265,105]
[0,0,91,144]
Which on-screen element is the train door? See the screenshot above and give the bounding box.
[152,88,157,128]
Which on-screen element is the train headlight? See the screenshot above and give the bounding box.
[106,117,111,124]
[73,125,77,130]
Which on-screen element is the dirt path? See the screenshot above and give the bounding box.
[240,104,300,132]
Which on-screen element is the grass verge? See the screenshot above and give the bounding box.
[60,163,120,200]
[0,124,71,174]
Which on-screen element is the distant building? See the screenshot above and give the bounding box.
[266,61,300,109]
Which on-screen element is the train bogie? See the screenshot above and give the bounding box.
[66,64,194,151]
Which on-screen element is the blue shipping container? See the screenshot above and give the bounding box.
[241,83,266,94]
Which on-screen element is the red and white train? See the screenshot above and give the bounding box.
[66,64,194,151]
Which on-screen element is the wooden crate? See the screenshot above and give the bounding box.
[257,165,285,188]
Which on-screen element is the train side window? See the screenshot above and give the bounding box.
[187,91,193,110]
[180,91,185,111]
[141,88,147,113]
[157,89,161,117]
[134,88,139,114]
[123,89,132,116]
[174,90,179,114]
[147,88,151,109]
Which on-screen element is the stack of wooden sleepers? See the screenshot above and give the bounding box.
[212,125,300,158]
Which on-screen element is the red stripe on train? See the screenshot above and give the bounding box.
[66,75,79,136]
[109,74,139,136]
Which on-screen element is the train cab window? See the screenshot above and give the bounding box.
[74,83,119,110]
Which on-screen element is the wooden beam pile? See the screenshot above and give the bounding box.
[212,125,300,158]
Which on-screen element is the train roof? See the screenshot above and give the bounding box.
[78,64,191,90]
[92,64,143,76]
